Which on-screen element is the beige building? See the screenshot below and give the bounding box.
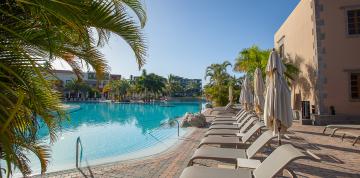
[275,0,360,124]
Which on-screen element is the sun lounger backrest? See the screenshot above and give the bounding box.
[246,130,275,158]
[241,122,265,143]
[239,117,258,133]
[234,110,247,121]
[234,110,244,118]
[236,113,253,127]
[224,103,231,110]
[253,144,307,178]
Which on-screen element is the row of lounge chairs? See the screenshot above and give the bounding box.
[323,124,360,146]
[209,103,239,115]
[64,98,101,102]
[179,109,309,178]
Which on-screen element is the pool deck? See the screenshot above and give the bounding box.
[33,110,360,178]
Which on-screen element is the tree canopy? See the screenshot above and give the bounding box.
[0,0,147,176]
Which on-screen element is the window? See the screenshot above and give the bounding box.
[347,9,360,35]
[350,73,360,100]
[279,44,285,59]
[88,73,96,79]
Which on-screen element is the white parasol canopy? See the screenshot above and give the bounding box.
[254,68,265,115]
[239,75,253,110]
[263,50,293,137]
[228,85,233,104]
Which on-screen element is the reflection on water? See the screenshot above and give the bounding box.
[29,102,200,175]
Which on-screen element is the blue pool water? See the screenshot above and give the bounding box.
[28,102,201,175]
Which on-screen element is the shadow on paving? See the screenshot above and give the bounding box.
[292,163,360,178]
[314,154,344,164]
[312,143,360,154]
[294,130,329,137]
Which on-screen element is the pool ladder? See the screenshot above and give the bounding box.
[174,120,180,137]
[75,137,83,168]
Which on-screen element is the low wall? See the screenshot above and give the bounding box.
[166,97,205,102]
[310,114,360,126]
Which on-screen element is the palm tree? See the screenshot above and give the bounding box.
[118,79,131,100]
[205,61,232,85]
[0,0,147,176]
[165,74,183,97]
[204,61,232,106]
[103,79,131,101]
[233,45,270,78]
[136,71,166,99]
[234,46,299,83]
[185,81,201,96]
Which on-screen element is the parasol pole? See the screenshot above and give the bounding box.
[277,119,282,145]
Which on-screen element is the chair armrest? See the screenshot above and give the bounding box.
[236,158,261,169]
[236,132,245,137]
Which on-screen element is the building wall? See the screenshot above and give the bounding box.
[275,0,360,117]
[274,0,318,112]
[316,0,360,116]
[52,71,77,86]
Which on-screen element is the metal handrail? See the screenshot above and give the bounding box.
[174,120,180,137]
[75,137,83,168]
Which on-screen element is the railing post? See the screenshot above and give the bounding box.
[174,120,180,137]
[76,137,83,168]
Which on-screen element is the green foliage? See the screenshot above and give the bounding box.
[203,61,240,106]
[233,45,299,83]
[131,70,166,99]
[0,0,147,176]
[204,84,229,106]
[165,74,184,97]
[104,79,130,101]
[185,81,201,97]
[234,45,270,78]
[65,79,92,93]
[205,61,232,85]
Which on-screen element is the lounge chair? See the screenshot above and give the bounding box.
[215,109,245,118]
[335,130,360,146]
[211,111,252,125]
[209,116,257,130]
[209,103,240,115]
[189,130,276,166]
[180,144,307,178]
[322,124,360,136]
[198,122,265,148]
[209,103,232,113]
[206,109,246,121]
[211,111,250,125]
[205,118,259,137]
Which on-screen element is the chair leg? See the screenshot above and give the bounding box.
[352,137,359,146]
[330,128,339,137]
[284,168,298,178]
[341,133,346,141]
[322,127,327,134]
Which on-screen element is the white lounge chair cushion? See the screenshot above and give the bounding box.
[237,158,261,169]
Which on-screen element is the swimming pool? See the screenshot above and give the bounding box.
[27,102,201,175]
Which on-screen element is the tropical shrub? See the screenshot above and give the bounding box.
[203,61,241,106]
[0,0,147,176]
[234,45,299,83]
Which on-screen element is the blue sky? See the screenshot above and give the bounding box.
[54,0,299,82]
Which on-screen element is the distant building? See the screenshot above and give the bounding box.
[129,74,202,97]
[51,70,201,99]
[172,76,202,97]
[275,0,360,123]
[51,70,121,98]
[111,74,121,80]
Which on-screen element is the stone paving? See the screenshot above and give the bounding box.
[33,112,360,178]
